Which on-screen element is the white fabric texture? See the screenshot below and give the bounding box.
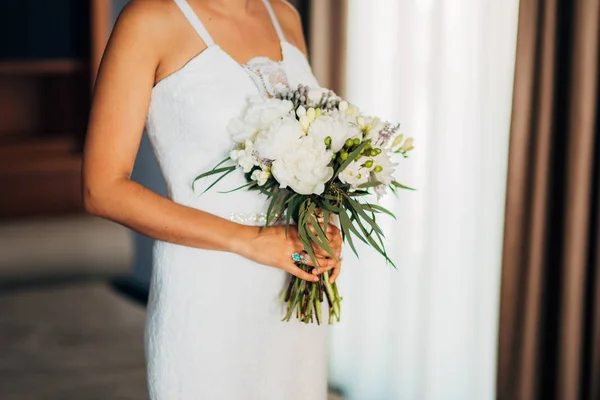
[327,0,520,399]
[144,1,325,399]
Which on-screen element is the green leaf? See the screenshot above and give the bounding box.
[193,165,236,183]
[338,211,359,258]
[392,181,416,191]
[364,203,397,219]
[213,157,234,170]
[218,181,257,194]
[298,223,318,266]
[358,181,383,189]
[334,140,370,178]
[346,197,384,237]
[198,166,237,195]
[309,215,336,259]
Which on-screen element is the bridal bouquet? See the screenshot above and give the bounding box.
[194,85,414,325]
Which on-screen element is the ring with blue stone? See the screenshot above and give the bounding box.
[291,252,308,264]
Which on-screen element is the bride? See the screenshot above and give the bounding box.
[83,0,342,398]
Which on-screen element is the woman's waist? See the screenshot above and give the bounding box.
[170,190,284,226]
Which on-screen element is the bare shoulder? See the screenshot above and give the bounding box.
[269,0,308,54]
[112,0,181,55]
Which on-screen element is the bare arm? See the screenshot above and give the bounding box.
[83,2,339,283]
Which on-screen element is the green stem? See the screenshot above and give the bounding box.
[323,271,341,321]
[315,297,322,325]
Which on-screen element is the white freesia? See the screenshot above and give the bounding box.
[400,137,414,152]
[371,152,398,186]
[339,101,349,113]
[308,115,361,152]
[339,160,370,188]
[253,116,303,160]
[271,135,334,195]
[296,106,307,117]
[243,98,294,130]
[251,169,271,186]
[232,140,259,173]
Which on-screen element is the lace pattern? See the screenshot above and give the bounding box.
[243,57,291,98]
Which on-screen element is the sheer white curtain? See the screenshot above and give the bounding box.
[328,1,520,399]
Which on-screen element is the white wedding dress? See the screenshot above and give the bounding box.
[144,1,327,399]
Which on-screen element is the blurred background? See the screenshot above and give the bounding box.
[0,1,598,399]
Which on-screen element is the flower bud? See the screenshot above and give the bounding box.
[345,138,354,147]
[300,115,311,131]
[373,148,382,155]
[353,138,361,146]
[401,138,415,152]
[296,106,307,117]
[307,107,316,121]
[324,136,332,146]
[338,101,349,112]
[364,160,374,168]
[374,165,383,173]
[340,151,348,160]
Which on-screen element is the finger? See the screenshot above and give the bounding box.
[287,263,319,282]
[311,259,337,275]
[312,242,339,258]
[330,263,342,283]
[311,224,340,243]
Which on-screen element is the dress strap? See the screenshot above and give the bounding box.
[261,0,286,42]
[173,0,215,46]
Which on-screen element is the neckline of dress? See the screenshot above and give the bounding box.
[152,40,300,92]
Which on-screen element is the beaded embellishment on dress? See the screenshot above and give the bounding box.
[243,57,291,98]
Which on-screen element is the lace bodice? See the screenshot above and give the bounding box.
[145,0,320,223]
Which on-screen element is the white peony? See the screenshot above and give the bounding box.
[338,160,370,188]
[271,135,334,195]
[243,98,294,130]
[308,115,361,152]
[253,116,304,160]
[228,117,258,143]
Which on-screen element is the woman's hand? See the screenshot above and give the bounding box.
[235,225,343,283]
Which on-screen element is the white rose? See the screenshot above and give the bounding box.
[271,135,334,195]
[253,116,304,160]
[338,160,370,188]
[244,98,294,130]
[228,117,258,143]
[308,115,361,152]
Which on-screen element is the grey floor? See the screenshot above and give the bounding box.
[0,215,344,400]
[0,282,148,400]
[0,215,146,400]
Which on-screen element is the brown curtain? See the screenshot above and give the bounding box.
[308,0,348,97]
[497,0,600,399]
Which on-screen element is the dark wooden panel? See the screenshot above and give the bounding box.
[0,0,91,60]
